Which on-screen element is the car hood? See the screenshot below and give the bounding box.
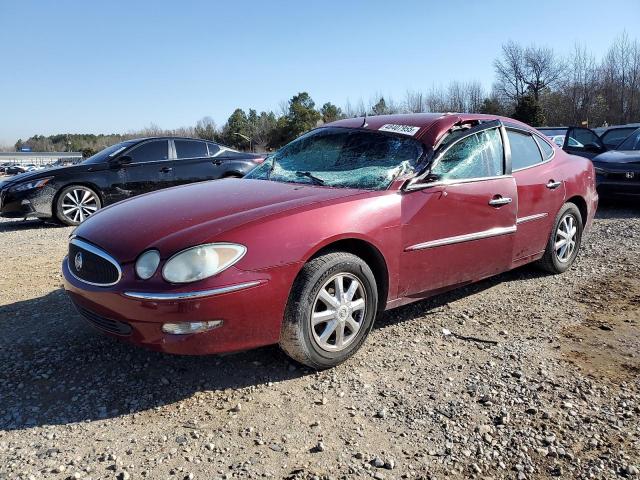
[73,178,367,263]
[0,164,91,185]
[593,150,640,165]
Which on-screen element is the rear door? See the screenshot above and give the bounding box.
[121,139,173,195]
[510,129,565,262]
[172,139,226,186]
[563,127,606,159]
[400,122,517,297]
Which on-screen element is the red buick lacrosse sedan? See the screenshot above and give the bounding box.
[63,113,597,368]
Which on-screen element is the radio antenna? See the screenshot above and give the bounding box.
[360,112,368,128]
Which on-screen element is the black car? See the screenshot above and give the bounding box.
[591,128,640,199]
[5,164,28,175]
[0,137,264,225]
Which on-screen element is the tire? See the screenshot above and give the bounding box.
[537,203,583,274]
[55,185,102,226]
[280,251,378,369]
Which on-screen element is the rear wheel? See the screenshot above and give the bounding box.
[280,252,378,369]
[537,203,583,274]
[55,185,102,226]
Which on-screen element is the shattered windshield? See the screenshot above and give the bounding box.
[246,127,424,190]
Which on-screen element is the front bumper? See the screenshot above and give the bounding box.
[62,256,299,355]
[0,187,53,218]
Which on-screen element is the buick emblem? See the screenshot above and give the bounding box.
[626,172,635,179]
[74,252,83,271]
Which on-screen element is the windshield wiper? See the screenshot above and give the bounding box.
[295,171,326,185]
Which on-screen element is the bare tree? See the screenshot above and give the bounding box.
[494,41,562,103]
[493,41,527,102]
[404,90,425,113]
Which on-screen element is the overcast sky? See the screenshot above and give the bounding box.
[1,0,639,145]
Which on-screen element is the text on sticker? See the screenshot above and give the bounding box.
[378,124,421,136]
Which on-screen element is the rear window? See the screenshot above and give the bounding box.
[175,140,208,159]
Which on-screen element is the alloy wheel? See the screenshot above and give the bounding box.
[554,213,577,263]
[61,187,99,223]
[310,273,366,352]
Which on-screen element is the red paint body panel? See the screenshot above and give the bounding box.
[62,114,598,355]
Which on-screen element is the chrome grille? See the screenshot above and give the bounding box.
[68,237,121,286]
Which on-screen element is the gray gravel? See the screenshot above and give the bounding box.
[0,200,639,479]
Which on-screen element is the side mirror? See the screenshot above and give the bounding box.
[109,155,132,168]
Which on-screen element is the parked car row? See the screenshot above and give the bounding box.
[0,163,49,175]
[539,125,640,199]
[0,138,264,225]
[56,113,598,368]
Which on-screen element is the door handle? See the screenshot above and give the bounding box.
[546,180,561,189]
[488,196,512,207]
[211,160,222,166]
[159,167,173,173]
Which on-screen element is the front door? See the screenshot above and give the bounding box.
[400,123,517,297]
[121,139,174,196]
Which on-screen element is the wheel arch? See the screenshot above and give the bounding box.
[305,237,390,314]
[565,195,588,227]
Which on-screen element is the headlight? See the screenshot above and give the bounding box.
[593,166,606,174]
[135,250,161,280]
[9,177,52,192]
[162,243,246,284]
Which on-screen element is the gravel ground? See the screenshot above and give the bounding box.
[0,200,638,480]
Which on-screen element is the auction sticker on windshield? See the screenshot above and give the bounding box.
[379,124,421,136]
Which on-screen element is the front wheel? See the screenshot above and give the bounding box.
[55,185,102,226]
[537,203,583,274]
[280,252,378,369]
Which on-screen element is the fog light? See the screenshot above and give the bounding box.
[162,320,223,335]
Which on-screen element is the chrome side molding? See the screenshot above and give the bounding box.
[123,280,264,301]
[405,225,517,251]
[516,213,549,225]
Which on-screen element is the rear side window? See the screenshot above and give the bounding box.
[507,130,543,170]
[207,143,221,156]
[175,140,208,159]
[534,135,554,160]
[431,128,504,180]
[129,140,169,163]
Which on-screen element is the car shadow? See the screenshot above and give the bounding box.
[0,265,550,432]
[595,198,640,219]
[0,289,306,432]
[0,218,66,232]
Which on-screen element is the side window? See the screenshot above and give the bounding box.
[507,130,543,170]
[566,127,603,151]
[207,143,221,157]
[175,140,208,159]
[129,140,169,163]
[534,135,554,160]
[431,128,504,180]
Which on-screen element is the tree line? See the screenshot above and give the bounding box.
[9,32,639,155]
